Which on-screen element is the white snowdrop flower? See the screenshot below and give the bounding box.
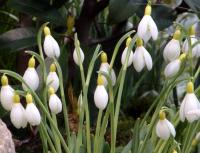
[46,63,59,92]
[73,40,84,66]
[133,38,153,72]
[121,37,134,67]
[48,87,62,114]
[182,25,200,58]
[99,52,116,86]
[137,3,158,43]
[25,94,41,126]
[163,30,181,62]
[156,111,176,140]
[94,75,108,110]
[0,75,14,111]
[10,94,27,129]
[22,57,39,91]
[180,81,200,123]
[43,26,60,58]
[164,53,186,78]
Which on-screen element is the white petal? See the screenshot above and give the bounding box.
[166,119,176,137]
[121,47,134,67]
[99,63,109,86]
[148,16,158,40]
[43,35,55,58]
[73,47,84,66]
[187,109,200,119]
[180,96,186,122]
[164,59,181,78]
[25,103,41,126]
[94,85,108,110]
[0,85,14,111]
[51,37,60,58]
[137,16,149,41]
[22,68,39,91]
[10,103,27,129]
[156,119,170,140]
[184,93,200,122]
[49,94,62,114]
[163,39,180,62]
[46,72,59,92]
[142,47,153,71]
[133,47,145,72]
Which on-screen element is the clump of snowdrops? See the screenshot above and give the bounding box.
[0,2,200,153]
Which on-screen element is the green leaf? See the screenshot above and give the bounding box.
[121,140,132,153]
[184,0,200,12]
[108,0,176,30]
[7,0,66,25]
[0,27,36,53]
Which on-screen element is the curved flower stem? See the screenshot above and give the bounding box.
[0,70,71,153]
[74,34,101,153]
[53,58,71,144]
[113,35,137,147]
[109,30,135,69]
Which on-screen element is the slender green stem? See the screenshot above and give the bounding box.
[40,122,57,153]
[94,110,103,153]
[52,114,62,153]
[54,58,71,144]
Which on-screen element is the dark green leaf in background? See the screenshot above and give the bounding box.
[184,0,200,13]
[108,0,177,30]
[0,27,36,53]
[7,0,66,25]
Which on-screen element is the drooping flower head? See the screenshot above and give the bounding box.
[73,40,85,66]
[180,81,200,122]
[48,87,62,114]
[0,75,14,111]
[156,110,176,140]
[10,93,27,129]
[132,37,153,72]
[46,63,59,92]
[43,26,60,58]
[121,37,134,67]
[164,53,186,78]
[137,2,158,43]
[163,29,181,62]
[22,57,39,91]
[94,74,108,110]
[99,52,116,86]
[25,93,41,126]
[182,25,200,58]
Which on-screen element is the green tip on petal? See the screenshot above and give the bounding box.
[101,52,107,63]
[97,74,104,85]
[28,57,35,68]
[44,26,51,36]
[13,93,20,103]
[26,93,33,104]
[173,29,181,40]
[1,75,8,86]
[48,87,55,95]
[50,63,56,72]
[136,37,143,47]
[159,110,166,120]
[189,25,195,36]
[186,81,194,93]
[126,37,132,47]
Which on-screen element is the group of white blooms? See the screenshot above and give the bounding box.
[0,26,62,129]
[73,2,200,141]
[164,26,200,78]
